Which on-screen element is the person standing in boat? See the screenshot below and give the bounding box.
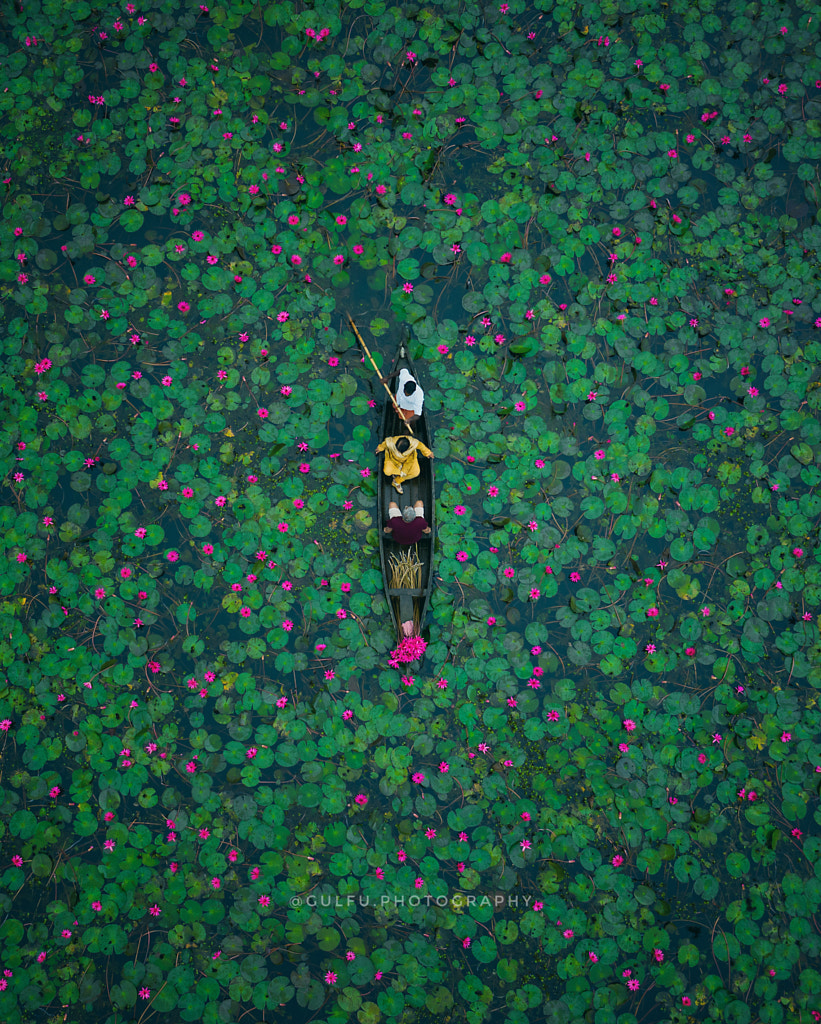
[381,367,424,422]
[376,435,434,494]
[383,501,430,543]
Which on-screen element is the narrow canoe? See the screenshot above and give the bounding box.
[376,332,435,642]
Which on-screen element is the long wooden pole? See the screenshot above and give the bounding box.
[347,314,414,436]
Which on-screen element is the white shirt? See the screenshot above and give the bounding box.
[396,368,424,416]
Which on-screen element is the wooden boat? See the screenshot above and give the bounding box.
[376,331,435,643]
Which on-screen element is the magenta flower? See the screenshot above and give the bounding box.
[389,634,427,665]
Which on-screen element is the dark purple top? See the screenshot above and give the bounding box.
[385,517,429,544]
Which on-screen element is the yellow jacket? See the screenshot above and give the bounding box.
[376,436,433,482]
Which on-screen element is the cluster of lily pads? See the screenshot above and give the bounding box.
[1,0,821,1022]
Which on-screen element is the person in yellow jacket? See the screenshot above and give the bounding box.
[376,435,434,494]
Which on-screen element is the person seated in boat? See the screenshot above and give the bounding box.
[381,368,424,422]
[384,500,430,544]
[376,435,434,495]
